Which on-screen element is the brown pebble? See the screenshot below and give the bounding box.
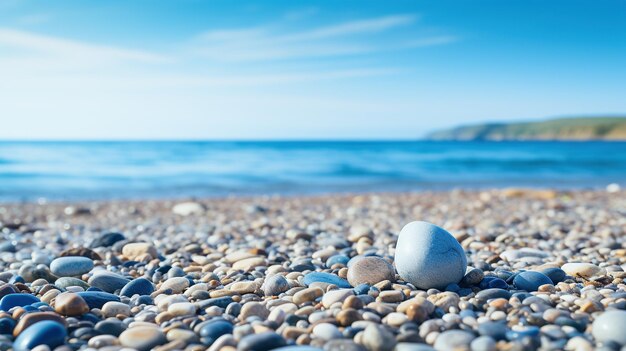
[54,292,89,316]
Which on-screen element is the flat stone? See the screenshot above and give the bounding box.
[122,242,158,260]
[13,320,67,351]
[13,312,67,337]
[120,277,155,297]
[500,248,549,262]
[394,221,467,290]
[55,277,90,290]
[303,272,351,288]
[50,256,94,277]
[0,293,40,311]
[238,332,287,351]
[513,271,553,292]
[239,301,269,320]
[232,256,266,271]
[90,232,125,248]
[76,291,120,309]
[434,330,475,351]
[119,326,167,351]
[168,302,197,316]
[475,289,511,304]
[312,323,342,340]
[562,263,606,279]
[172,202,206,216]
[394,343,435,351]
[229,281,258,294]
[88,272,130,293]
[293,287,324,305]
[54,292,89,316]
[102,301,131,317]
[322,289,354,308]
[347,256,395,287]
[161,277,189,293]
[60,247,102,260]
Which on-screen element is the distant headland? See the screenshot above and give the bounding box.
[426,116,626,141]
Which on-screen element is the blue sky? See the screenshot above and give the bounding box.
[1,0,625,139]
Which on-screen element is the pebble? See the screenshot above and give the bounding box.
[0,293,40,311]
[88,271,131,293]
[120,277,155,297]
[238,332,287,351]
[434,330,476,351]
[13,320,67,351]
[122,242,158,260]
[394,221,467,289]
[76,291,120,308]
[592,310,626,345]
[119,326,167,351]
[312,323,342,340]
[160,277,190,293]
[198,320,233,343]
[293,287,324,305]
[53,292,89,316]
[513,271,553,291]
[262,274,290,296]
[322,288,354,308]
[101,301,131,317]
[361,324,397,351]
[562,263,606,279]
[90,232,125,248]
[304,272,352,288]
[49,256,94,277]
[347,256,395,286]
[1,189,623,350]
[172,201,206,216]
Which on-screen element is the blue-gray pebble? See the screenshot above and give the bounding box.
[50,257,94,277]
[513,271,553,292]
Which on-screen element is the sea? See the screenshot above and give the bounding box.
[1,141,625,201]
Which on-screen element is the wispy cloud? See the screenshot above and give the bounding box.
[192,14,452,62]
[0,28,169,64]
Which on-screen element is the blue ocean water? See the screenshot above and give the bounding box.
[0,141,625,201]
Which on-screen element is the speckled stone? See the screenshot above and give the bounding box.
[347,256,395,286]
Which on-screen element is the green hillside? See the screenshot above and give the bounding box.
[426,117,626,141]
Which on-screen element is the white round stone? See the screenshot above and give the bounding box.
[394,221,467,290]
[592,310,626,345]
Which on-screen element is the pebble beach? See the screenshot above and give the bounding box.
[0,188,625,351]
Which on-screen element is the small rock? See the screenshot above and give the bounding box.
[347,256,395,286]
[49,257,94,277]
[592,310,626,345]
[172,201,206,216]
[119,326,167,351]
[54,292,89,316]
[394,221,467,290]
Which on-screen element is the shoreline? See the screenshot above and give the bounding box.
[0,186,619,206]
